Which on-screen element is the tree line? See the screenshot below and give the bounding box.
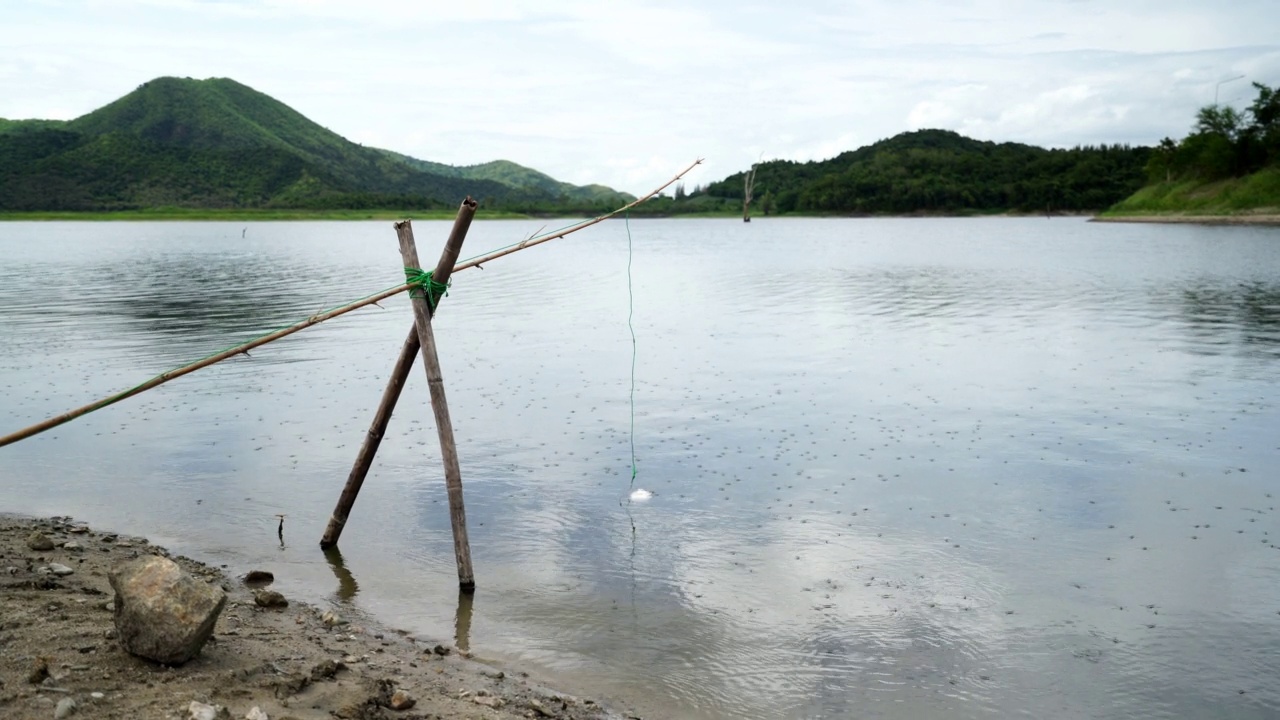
[659,130,1152,216]
[1147,82,1280,182]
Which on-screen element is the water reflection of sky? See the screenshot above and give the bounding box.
[2,218,1279,719]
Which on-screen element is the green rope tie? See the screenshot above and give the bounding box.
[403,267,450,310]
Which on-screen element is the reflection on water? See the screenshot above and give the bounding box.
[1178,282,1280,358]
[2,218,1279,720]
[455,589,474,651]
[323,546,360,603]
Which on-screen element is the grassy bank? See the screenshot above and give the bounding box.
[1100,167,1280,218]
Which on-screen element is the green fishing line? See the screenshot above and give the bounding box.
[626,209,638,488]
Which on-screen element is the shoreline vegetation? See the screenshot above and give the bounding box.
[0,513,624,720]
[9,209,1280,224]
[0,208,1100,222]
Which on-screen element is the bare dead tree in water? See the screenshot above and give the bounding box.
[743,163,758,222]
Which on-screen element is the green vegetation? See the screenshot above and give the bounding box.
[1104,82,1280,217]
[0,207,535,221]
[0,76,632,214]
[641,130,1150,217]
[16,74,1247,221]
[376,151,625,204]
[0,118,67,133]
[1105,168,1280,216]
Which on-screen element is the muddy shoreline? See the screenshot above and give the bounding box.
[1092,213,1280,226]
[0,515,632,720]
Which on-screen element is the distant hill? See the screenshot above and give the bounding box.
[0,118,66,133]
[689,129,1151,215]
[0,77,632,212]
[376,151,626,204]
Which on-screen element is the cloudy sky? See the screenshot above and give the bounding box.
[2,0,1278,193]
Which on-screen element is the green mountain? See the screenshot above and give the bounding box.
[685,129,1151,215]
[0,77,631,212]
[376,151,626,203]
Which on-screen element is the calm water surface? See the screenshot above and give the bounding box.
[2,218,1279,719]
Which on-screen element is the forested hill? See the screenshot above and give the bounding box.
[686,130,1150,215]
[376,151,626,204]
[0,77,632,212]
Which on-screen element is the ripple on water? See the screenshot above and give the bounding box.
[2,219,1279,719]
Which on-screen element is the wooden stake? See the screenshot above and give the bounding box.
[320,199,477,549]
[397,213,477,592]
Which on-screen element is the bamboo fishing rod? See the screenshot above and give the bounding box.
[0,159,703,448]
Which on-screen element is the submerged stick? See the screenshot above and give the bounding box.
[0,159,702,449]
[320,198,477,549]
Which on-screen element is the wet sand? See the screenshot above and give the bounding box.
[0,515,629,720]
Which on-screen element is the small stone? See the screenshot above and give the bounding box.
[244,570,274,585]
[48,564,74,576]
[68,526,89,534]
[271,673,311,699]
[321,610,343,627]
[101,534,118,543]
[389,691,416,711]
[188,701,230,720]
[27,532,55,551]
[245,706,269,720]
[28,657,50,684]
[54,697,77,719]
[309,659,343,681]
[253,590,288,609]
[63,541,84,552]
[432,644,450,656]
[90,692,104,699]
[472,695,504,709]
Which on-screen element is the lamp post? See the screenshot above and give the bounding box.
[1215,74,1245,106]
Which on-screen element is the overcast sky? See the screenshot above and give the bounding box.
[3,0,1278,193]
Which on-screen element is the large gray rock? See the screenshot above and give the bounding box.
[109,555,226,665]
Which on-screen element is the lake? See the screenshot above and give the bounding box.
[2,217,1279,719]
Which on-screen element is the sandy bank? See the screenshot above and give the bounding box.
[1092,214,1280,226]
[0,515,629,720]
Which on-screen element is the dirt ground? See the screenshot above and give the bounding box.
[0,515,631,720]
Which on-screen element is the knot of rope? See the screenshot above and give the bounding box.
[403,267,450,310]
